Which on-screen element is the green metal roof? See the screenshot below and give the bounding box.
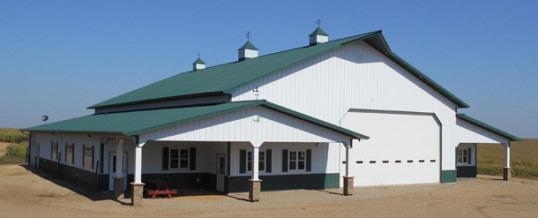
[239,41,258,50]
[457,114,521,141]
[193,58,205,64]
[26,101,369,139]
[309,27,329,36]
[89,30,469,109]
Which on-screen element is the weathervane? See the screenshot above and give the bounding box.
[246,31,251,41]
[252,87,260,100]
[197,52,201,58]
[316,19,321,27]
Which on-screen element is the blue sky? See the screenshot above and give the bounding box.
[1,0,537,138]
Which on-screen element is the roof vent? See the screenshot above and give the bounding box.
[309,27,329,45]
[238,31,258,61]
[193,56,206,71]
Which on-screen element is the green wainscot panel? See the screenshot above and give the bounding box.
[441,170,457,183]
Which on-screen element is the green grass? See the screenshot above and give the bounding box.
[0,128,28,143]
[0,128,28,164]
[6,142,28,157]
[477,139,538,180]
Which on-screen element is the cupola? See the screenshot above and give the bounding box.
[309,27,329,45]
[193,57,206,71]
[238,40,258,61]
[238,31,258,61]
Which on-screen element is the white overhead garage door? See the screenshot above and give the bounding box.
[341,110,440,186]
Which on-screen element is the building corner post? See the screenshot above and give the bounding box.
[503,142,511,181]
[131,141,145,206]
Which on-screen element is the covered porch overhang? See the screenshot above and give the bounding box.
[455,114,521,181]
[24,100,368,206]
[134,101,368,204]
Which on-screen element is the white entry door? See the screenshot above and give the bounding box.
[109,152,127,191]
[216,154,225,192]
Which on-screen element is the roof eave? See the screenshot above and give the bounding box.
[25,129,126,136]
[88,91,227,109]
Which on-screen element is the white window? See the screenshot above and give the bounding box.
[180,149,188,168]
[65,143,74,164]
[170,149,179,168]
[83,145,94,169]
[170,149,188,169]
[51,141,58,161]
[457,148,472,165]
[289,151,305,170]
[247,151,265,171]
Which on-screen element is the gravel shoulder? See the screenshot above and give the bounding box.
[1,165,537,218]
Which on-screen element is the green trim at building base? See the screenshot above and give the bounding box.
[441,170,457,183]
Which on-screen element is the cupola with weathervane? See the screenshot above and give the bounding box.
[193,53,206,71]
[309,19,329,45]
[238,31,259,61]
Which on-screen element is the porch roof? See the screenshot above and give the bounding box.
[457,114,521,141]
[25,100,369,139]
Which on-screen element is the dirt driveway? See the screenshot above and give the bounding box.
[0,164,537,218]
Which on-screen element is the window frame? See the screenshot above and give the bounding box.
[82,145,94,169]
[456,147,472,166]
[246,151,265,172]
[51,141,58,161]
[65,143,74,164]
[169,148,189,169]
[289,150,306,171]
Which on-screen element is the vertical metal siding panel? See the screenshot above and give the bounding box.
[230,41,462,173]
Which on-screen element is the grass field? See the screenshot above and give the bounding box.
[0,128,27,164]
[478,139,538,179]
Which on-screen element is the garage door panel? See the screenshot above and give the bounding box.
[342,110,440,186]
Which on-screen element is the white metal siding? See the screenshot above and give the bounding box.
[140,106,351,146]
[231,41,464,172]
[140,141,226,174]
[31,132,104,173]
[456,120,509,144]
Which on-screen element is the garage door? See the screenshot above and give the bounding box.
[341,110,440,186]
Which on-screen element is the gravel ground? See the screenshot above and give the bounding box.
[1,164,537,218]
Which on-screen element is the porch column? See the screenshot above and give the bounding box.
[131,142,145,206]
[113,139,124,198]
[503,142,511,181]
[343,140,355,196]
[249,142,262,202]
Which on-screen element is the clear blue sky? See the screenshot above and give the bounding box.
[1,0,537,138]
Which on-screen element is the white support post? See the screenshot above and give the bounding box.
[505,142,510,169]
[345,145,350,177]
[503,142,511,181]
[134,144,144,184]
[343,140,355,196]
[249,141,262,202]
[115,139,124,178]
[253,146,259,180]
[131,141,145,206]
